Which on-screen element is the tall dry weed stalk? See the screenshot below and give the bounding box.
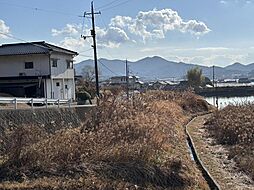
[0,91,209,189]
[206,103,254,179]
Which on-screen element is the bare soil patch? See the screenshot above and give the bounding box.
[188,114,254,190]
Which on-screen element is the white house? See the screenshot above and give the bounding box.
[0,41,78,100]
[152,81,167,90]
[110,76,139,85]
[109,75,143,90]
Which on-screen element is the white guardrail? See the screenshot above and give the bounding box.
[0,97,73,109]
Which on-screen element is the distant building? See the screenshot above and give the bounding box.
[109,75,143,90]
[163,81,179,91]
[175,80,190,90]
[110,76,139,84]
[0,41,78,100]
[152,81,167,90]
[238,78,251,83]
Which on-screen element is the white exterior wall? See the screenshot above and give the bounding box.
[0,54,50,77]
[45,78,75,100]
[65,79,75,100]
[45,79,52,99]
[111,76,138,85]
[111,77,126,84]
[48,52,76,100]
[50,52,74,79]
[0,52,76,100]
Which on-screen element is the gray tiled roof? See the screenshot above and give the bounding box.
[0,41,78,56]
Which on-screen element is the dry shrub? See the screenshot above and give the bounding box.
[134,90,209,114]
[206,103,254,179]
[0,91,209,190]
[1,125,48,164]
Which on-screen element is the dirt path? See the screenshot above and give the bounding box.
[187,114,254,190]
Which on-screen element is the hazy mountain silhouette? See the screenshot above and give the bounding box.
[225,62,254,72]
[75,56,248,81]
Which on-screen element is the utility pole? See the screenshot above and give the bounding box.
[212,65,219,109]
[213,65,215,87]
[82,1,101,98]
[213,65,215,106]
[126,59,129,100]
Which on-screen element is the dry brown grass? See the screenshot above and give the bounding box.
[0,91,209,190]
[206,104,254,180]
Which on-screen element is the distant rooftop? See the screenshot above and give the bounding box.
[110,75,140,79]
[0,41,78,56]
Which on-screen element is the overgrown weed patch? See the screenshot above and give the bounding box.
[206,103,254,180]
[0,91,209,190]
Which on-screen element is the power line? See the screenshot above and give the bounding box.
[97,16,123,60]
[100,0,132,11]
[96,0,123,9]
[78,54,94,58]
[98,59,119,76]
[0,1,81,17]
[97,16,114,59]
[0,32,52,50]
[0,32,91,59]
[79,48,93,53]
[81,12,86,36]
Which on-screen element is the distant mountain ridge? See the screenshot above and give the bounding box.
[75,56,254,81]
[224,62,254,72]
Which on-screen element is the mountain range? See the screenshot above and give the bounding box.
[75,56,254,81]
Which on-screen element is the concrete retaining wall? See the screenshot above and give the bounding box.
[0,107,93,133]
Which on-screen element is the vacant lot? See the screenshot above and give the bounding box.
[206,104,254,180]
[0,91,209,190]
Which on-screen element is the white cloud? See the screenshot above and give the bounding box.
[165,54,247,66]
[140,47,166,53]
[110,16,133,28]
[52,23,131,51]
[110,8,211,41]
[59,37,86,50]
[195,47,232,51]
[52,8,211,53]
[0,20,10,39]
[140,46,232,54]
[220,0,253,5]
[139,45,254,66]
[220,0,228,4]
[51,24,81,37]
[198,54,248,66]
[181,20,211,35]
[96,26,129,48]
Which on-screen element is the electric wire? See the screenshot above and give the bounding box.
[0,32,53,50]
[98,59,120,76]
[96,0,123,10]
[100,0,132,11]
[0,1,126,77]
[97,16,123,61]
[78,54,94,58]
[81,12,86,36]
[0,1,81,17]
[79,48,93,53]
[1,31,141,80]
[0,32,92,61]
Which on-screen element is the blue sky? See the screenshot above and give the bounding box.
[1,0,254,66]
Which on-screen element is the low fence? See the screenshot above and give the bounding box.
[0,97,73,109]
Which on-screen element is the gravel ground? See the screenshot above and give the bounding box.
[187,114,254,190]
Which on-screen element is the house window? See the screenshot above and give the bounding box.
[25,62,34,69]
[65,85,68,89]
[56,82,60,87]
[66,60,73,69]
[51,59,58,67]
